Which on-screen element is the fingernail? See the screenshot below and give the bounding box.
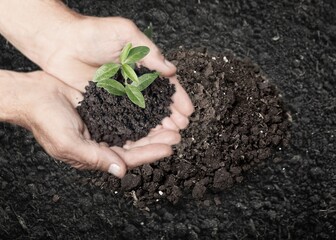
[108,164,121,176]
[164,59,175,68]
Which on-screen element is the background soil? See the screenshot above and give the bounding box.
[0,0,335,239]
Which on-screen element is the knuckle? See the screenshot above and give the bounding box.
[50,138,74,160]
[87,150,100,170]
[174,133,182,144]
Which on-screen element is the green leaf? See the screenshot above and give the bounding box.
[125,84,145,108]
[97,79,126,96]
[122,64,139,83]
[128,62,136,69]
[136,72,159,91]
[121,67,128,82]
[125,46,150,64]
[143,23,153,40]
[93,63,120,82]
[120,43,132,64]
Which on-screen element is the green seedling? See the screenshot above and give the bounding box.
[93,43,159,108]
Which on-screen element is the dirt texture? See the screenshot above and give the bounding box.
[1,0,336,239]
[77,68,174,147]
[101,49,290,207]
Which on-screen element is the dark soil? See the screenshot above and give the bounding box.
[102,49,290,207]
[77,68,175,147]
[1,0,335,239]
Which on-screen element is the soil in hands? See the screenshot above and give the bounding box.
[92,49,291,208]
[77,68,175,147]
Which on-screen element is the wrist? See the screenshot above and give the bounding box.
[0,0,82,68]
[0,71,47,129]
[0,71,24,125]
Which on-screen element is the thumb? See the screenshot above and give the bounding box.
[69,139,127,178]
[133,32,176,77]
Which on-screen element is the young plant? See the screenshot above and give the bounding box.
[92,43,159,108]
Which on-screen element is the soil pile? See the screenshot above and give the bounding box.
[98,49,291,207]
[77,68,175,147]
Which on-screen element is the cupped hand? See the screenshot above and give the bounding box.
[38,15,194,128]
[6,71,184,177]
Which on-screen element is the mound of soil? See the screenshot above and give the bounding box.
[77,68,175,147]
[94,49,290,207]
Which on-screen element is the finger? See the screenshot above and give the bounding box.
[123,128,179,148]
[123,130,181,149]
[170,105,190,130]
[152,124,163,132]
[131,32,176,77]
[147,127,171,137]
[55,60,97,92]
[66,88,84,108]
[111,144,173,168]
[83,125,91,140]
[123,124,166,149]
[169,76,194,116]
[66,138,127,178]
[99,142,109,147]
[161,117,179,131]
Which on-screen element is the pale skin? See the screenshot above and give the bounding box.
[0,0,194,178]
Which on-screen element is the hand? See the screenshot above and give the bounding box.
[0,1,194,172]
[0,1,194,128]
[40,15,194,126]
[0,71,182,177]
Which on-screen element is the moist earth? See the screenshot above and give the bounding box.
[77,68,175,147]
[0,0,335,239]
[97,49,290,207]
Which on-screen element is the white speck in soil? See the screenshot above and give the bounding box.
[223,56,228,62]
[159,191,164,196]
[272,35,280,41]
[212,56,216,60]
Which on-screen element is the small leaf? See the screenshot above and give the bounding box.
[97,79,126,96]
[143,23,153,40]
[126,85,145,108]
[121,67,128,81]
[125,46,150,64]
[93,63,120,82]
[122,64,139,83]
[120,43,132,64]
[128,63,136,69]
[136,72,159,91]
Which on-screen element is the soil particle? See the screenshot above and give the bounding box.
[121,173,142,191]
